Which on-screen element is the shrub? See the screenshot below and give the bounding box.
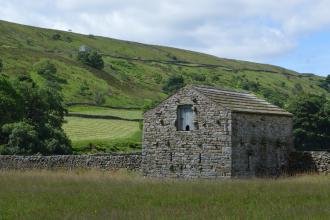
[2,122,41,155]
[79,82,91,96]
[292,83,303,95]
[162,75,185,94]
[2,121,72,155]
[51,33,61,40]
[154,73,163,84]
[212,75,220,81]
[33,59,57,76]
[260,87,286,108]
[94,91,106,105]
[143,100,161,113]
[77,51,104,70]
[192,73,206,82]
[241,79,260,92]
[42,124,72,155]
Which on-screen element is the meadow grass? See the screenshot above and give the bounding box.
[68,106,143,119]
[62,117,141,153]
[0,170,329,220]
[63,117,140,142]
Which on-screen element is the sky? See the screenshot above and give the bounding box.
[0,0,329,76]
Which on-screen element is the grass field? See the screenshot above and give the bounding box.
[63,116,141,153]
[68,106,143,119]
[63,117,140,141]
[0,170,329,219]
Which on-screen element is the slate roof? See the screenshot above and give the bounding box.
[194,86,292,116]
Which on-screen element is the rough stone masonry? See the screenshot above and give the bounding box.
[142,85,294,178]
[0,151,330,175]
[0,153,141,171]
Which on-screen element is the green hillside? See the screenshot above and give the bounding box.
[0,20,328,108]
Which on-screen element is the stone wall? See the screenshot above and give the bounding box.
[288,151,330,174]
[231,113,293,177]
[142,86,232,178]
[0,153,141,171]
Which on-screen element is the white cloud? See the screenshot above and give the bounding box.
[0,0,330,62]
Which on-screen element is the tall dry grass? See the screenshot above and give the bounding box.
[0,170,329,219]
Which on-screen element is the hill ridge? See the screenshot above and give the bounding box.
[0,19,328,108]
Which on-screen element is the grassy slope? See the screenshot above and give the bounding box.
[1,171,330,219]
[0,20,328,108]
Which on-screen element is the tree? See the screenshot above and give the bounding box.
[0,59,3,73]
[0,76,72,155]
[77,51,104,70]
[162,75,185,94]
[0,76,23,127]
[287,94,330,150]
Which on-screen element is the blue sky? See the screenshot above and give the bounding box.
[271,30,330,75]
[0,0,329,76]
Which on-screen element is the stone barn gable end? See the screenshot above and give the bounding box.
[142,85,293,178]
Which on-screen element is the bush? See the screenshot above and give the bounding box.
[287,94,330,150]
[241,79,260,92]
[77,51,104,70]
[260,87,286,108]
[143,100,161,113]
[51,33,61,40]
[162,75,185,94]
[192,73,206,82]
[2,122,41,155]
[154,73,163,84]
[292,83,303,95]
[33,59,57,76]
[2,122,72,155]
[94,91,106,105]
[42,124,72,155]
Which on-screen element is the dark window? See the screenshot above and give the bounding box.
[247,152,253,171]
[177,105,193,131]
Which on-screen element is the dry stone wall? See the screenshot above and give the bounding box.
[0,153,141,171]
[288,151,330,174]
[1,151,329,176]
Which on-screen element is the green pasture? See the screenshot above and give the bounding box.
[63,116,141,153]
[68,105,143,119]
[0,171,329,219]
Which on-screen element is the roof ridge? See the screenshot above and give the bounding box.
[193,85,250,94]
[192,85,292,116]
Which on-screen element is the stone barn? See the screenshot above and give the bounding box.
[142,85,293,178]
